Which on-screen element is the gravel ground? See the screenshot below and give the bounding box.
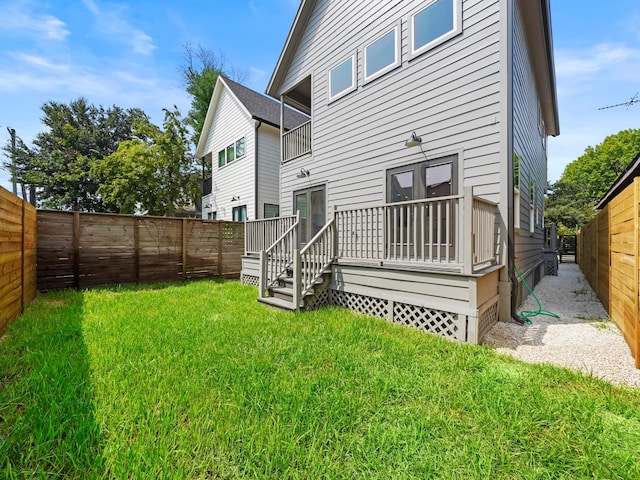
[483,260,640,388]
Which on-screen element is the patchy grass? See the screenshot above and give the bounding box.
[1,281,640,479]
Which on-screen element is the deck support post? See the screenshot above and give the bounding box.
[258,250,267,298]
[463,186,474,275]
[293,249,301,312]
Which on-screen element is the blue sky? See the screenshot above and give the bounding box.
[1,0,639,193]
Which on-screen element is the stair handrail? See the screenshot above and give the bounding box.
[296,217,336,303]
[259,211,300,298]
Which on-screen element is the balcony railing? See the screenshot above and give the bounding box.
[245,214,298,254]
[282,120,311,162]
[335,187,498,273]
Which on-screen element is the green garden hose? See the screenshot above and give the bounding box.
[514,263,560,325]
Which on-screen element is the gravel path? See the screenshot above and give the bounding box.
[483,260,640,388]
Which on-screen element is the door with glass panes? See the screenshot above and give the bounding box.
[294,185,326,246]
[386,155,457,260]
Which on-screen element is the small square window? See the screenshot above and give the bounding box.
[218,150,225,167]
[264,204,279,218]
[364,26,400,82]
[226,144,235,163]
[207,211,217,220]
[329,55,356,101]
[236,137,245,158]
[411,0,461,58]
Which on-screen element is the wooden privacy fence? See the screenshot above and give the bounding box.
[37,210,244,290]
[0,187,36,334]
[578,177,640,368]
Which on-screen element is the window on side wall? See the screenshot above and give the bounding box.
[364,25,400,83]
[410,0,462,58]
[329,55,356,102]
[233,205,247,222]
[236,137,245,158]
[529,179,535,234]
[264,204,279,218]
[207,211,217,220]
[226,143,235,163]
[218,150,225,168]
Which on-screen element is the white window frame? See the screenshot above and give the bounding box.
[529,179,535,234]
[218,149,225,168]
[328,53,357,103]
[235,137,245,158]
[409,0,463,59]
[363,23,401,84]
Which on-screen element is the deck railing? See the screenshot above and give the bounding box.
[282,120,311,162]
[258,212,300,297]
[246,214,298,254]
[471,196,499,270]
[335,187,497,273]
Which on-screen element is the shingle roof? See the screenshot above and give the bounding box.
[223,77,309,131]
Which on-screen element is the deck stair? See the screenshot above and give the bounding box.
[258,216,336,312]
[258,265,332,311]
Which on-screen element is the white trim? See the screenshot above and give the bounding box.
[328,53,357,103]
[409,0,463,60]
[363,23,401,84]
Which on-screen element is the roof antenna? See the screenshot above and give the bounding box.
[598,93,639,110]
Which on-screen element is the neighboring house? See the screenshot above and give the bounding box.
[197,76,309,221]
[243,0,559,344]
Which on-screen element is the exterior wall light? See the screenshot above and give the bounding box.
[405,132,422,147]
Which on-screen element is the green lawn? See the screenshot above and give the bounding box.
[1,280,639,479]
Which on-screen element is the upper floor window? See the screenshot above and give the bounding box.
[410,0,462,58]
[218,150,225,167]
[364,25,401,83]
[329,55,356,102]
[236,137,245,158]
[226,143,235,163]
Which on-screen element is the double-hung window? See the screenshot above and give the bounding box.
[218,150,225,168]
[410,0,462,58]
[364,25,401,83]
[329,54,356,102]
[232,205,247,222]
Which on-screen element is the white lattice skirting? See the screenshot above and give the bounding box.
[241,274,259,287]
[477,298,499,342]
[330,290,466,342]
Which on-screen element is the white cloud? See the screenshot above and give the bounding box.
[0,3,69,41]
[81,0,156,56]
[556,43,639,78]
[11,52,69,73]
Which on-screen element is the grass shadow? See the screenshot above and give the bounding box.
[0,290,104,478]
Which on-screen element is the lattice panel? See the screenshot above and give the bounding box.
[393,302,460,340]
[330,290,389,319]
[241,274,259,287]
[305,283,330,311]
[477,299,499,342]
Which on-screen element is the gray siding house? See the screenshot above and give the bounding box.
[242,0,559,344]
[197,77,308,221]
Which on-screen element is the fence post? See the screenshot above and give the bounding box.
[20,199,25,313]
[182,218,188,281]
[133,218,140,284]
[73,212,80,289]
[218,221,223,278]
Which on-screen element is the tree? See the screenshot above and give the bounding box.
[181,43,246,146]
[92,107,200,216]
[545,128,640,233]
[2,98,147,211]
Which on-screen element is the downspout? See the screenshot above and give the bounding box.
[255,119,262,219]
[506,0,526,325]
